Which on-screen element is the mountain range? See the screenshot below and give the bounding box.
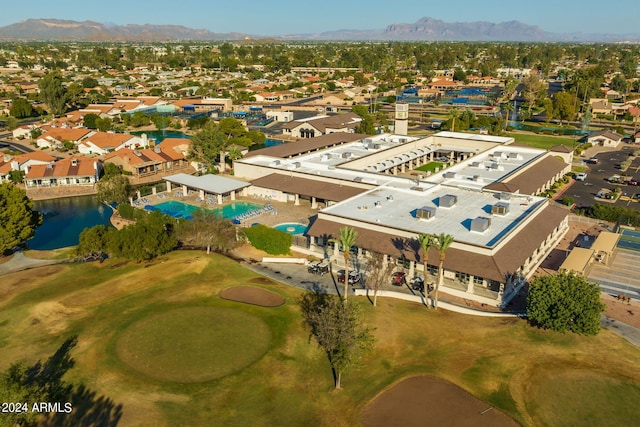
[0,17,638,42]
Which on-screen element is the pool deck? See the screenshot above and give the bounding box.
[135,192,318,228]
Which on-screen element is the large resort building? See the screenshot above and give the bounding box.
[233,131,571,308]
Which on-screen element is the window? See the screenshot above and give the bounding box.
[474,276,484,285]
[456,272,469,283]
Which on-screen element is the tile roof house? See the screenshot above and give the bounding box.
[1,151,57,182]
[77,132,149,155]
[36,128,94,149]
[102,138,190,178]
[281,113,362,139]
[25,156,101,188]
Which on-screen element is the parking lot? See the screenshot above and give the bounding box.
[564,146,640,209]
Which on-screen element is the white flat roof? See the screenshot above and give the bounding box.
[322,184,547,248]
[165,173,250,194]
[426,145,545,190]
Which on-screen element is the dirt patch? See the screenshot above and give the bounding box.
[361,376,519,427]
[220,286,285,307]
[28,301,82,335]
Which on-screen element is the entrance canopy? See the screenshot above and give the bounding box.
[164,173,249,195]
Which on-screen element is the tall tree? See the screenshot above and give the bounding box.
[176,209,239,254]
[364,251,395,307]
[433,233,455,310]
[503,102,514,129]
[96,175,132,209]
[417,233,435,301]
[448,107,459,132]
[330,226,358,301]
[190,121,229,173]
[9,98,32,118]
[527,271,605,335]
[38,72,67,117]
[299,291,375,389]
[552,91,577,125]
[0,183,42,253]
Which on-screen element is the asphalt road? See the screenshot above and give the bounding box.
[564,147,640,210]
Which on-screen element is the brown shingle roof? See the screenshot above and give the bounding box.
[245,133,367,159]
[281,112,361,133]
[307,203,568,283]
[250,173,368,202]
[485,155,567,195]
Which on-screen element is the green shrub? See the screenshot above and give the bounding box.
[244,225,292,255]
[561,196,575,206]
[117,203,136,219]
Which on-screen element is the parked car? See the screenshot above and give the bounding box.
[391,271,407,286]
[587,157,599,164]
[338,270,361,285]
[576,172,587,181]
[628,178,638,186]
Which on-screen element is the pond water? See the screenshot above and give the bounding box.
[28,196,113,250]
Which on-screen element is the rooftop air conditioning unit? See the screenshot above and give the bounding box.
[134,150,142,156]
[508,152,522,160]
[410,186,425,192]
[492,202,510,216]
[443,172,457,179]
[341,152,352,159]
[440,194,457,208]
[71,159,78,166]
[471,162,481,168]
[374,201,382,208]
[154,146,161,153]
[471,216,491,232]
[270,160,281,166]
[416,206,436,220]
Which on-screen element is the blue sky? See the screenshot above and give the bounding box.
[1,0,638,35]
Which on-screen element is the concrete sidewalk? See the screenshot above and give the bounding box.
[0,251,66,276]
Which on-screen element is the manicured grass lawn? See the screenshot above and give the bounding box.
[116,307,271,383]
[1,250,640,426]
[415,161,444,173]
[507,132,577,150]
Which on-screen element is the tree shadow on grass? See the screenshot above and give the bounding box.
[9,335,123,427]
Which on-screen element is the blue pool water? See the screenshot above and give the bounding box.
[148,201,262,220]
[130,130,190,143]
[274,223,308,235]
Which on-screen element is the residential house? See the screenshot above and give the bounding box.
[36,127,93,149]
[102,138,189,178]
[0,151,57,182]
[12,124,41,139]
[78,132,149,155]
[281,113,362,139]
[587,130,623,148]
[589,98,612,117]
[25,156,101,188]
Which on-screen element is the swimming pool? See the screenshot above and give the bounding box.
[273,223,308,235]
[147,201,263,220]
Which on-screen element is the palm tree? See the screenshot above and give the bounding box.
[448,107,459,132]
[433,233,455,310]
[503,102,514,129]
[330,227,358,301]
[417,233,435,302]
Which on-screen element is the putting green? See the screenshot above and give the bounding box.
[116,307,272,383]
